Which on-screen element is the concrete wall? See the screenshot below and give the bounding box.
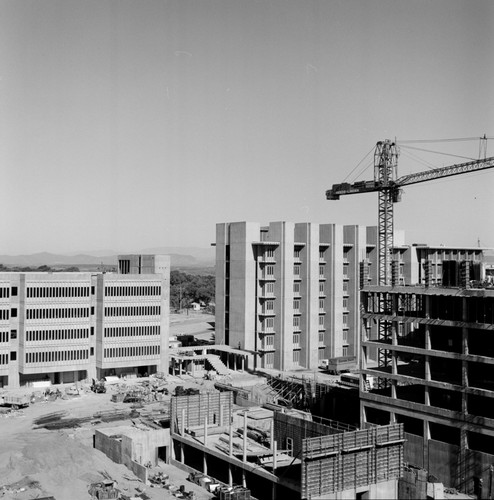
[94,430,123,464]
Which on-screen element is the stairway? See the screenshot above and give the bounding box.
[205,355,230,375]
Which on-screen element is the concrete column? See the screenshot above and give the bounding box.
[229,418,233,457]
[228,464,233,487]
[204,416,208,447]
[270,418,274,450]
[243,412,247,463]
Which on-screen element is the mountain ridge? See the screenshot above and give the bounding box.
[0,247,215,268]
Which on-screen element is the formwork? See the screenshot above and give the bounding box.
[300,422,403,499]
[171,391,233,432]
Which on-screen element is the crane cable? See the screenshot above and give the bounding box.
[342,145,375,183]
[398,136,493,144]
[398,144,476,161]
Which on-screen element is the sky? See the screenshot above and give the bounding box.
[1,0,493,254]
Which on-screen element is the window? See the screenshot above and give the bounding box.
[293,282,300,294]
[11,308,17,318]
[343,314,348,325]
[294,249,301,259]
[343,281,349,294]
[293,299,300,311]
[265,248,274,259]
[264,352,274,368]
[10,351,16,361]
[293,350,300,363]
[11,287,18,296]
[10,330,17,340]
[319,266,325,276]
[294,265,301,276]
[343,330,348,343]
[91,326,94,336]
[319,332,324,343]
[318,315,324,326]
[293,333,300,345]
[264,335,274,347]
[293,316,300,328]
[343,266,348,276]
[342,346,348,356]
[343,298,348,310]
[319,250,325,259]
[265,282,274,295]
[319,299,324,311]
[319,282,324,294]
[266,265,274,276]
[91,306,95,315]
[265,300,274,311]
[90,347,94,356]
[265,317,274,330]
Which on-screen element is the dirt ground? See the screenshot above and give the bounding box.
[0,313,217,500]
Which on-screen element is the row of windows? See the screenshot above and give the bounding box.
[27,286,91,298]
[26,308,90,320]
[0,353,7,365]
[104,345,160,359]
[104,306,161,317]
[0,331,9,342]
[104,325,160,337]
[0,287,11,298]
[104,285,162,297]
[0,309,10,320]
[26,328,91,342]
[25,349,90,364]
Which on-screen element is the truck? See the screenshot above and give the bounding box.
[319,356,357,374]
[2,394,30,409]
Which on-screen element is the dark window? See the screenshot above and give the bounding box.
[10,351,16,361]
[11,308,17,318]
[91,286,95,295]
[10,330,17,340]
[91,306,95,315]
[90,347,94,356]
[11,287,18,296]
[91,327,94,336]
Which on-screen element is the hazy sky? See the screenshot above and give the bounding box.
[1,0,493,254]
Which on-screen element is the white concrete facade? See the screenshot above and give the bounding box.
[0,255,169,389]
[215,221,379,371]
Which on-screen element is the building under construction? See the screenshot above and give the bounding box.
[169,392,404,499]
[360,282,494,496]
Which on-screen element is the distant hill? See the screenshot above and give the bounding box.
[0,247,215,269]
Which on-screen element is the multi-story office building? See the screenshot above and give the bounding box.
[360,248,494,493]
[0,255,169,389]
[215,221,382,371]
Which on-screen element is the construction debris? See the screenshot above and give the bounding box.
[88,479,120,499]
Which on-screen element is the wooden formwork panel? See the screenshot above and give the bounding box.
[171,392,233,432]
[301,423,404,500]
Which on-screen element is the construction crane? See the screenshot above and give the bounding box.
[326,139,494,370]
[326,139,494,286]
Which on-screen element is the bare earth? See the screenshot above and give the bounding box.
[0,313,216,500]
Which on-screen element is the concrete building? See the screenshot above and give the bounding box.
[170,392,404,500]
[360,260,494,493]
[215,221,382,371]
[0,255,169,389]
